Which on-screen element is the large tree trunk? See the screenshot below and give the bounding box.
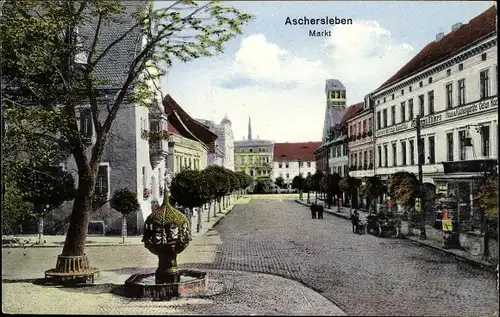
[61,173,95,256]
[213,200,217,217]
[196,207,202,233]
[207,202,211,222]
[218,198,222,213]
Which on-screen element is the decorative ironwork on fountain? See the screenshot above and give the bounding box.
[142,170,191,284]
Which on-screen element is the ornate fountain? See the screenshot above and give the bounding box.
[124,172,207,300]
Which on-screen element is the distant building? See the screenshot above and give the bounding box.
[197,115,235,171]
[347,98,375,178]
[314,79,348,174]
[272,142,321,187]
[234,117,273,179]
[163,95,218,176]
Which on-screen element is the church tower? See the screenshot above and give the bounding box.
[248,116,252,141]
[321,79,347,143]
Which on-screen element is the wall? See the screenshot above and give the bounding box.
[272,160,316,184]
[171,134,208,174]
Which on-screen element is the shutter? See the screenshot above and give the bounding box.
[80,108,93,137]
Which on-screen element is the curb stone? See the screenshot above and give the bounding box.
[2,202,240,249]
[294,199,497,272]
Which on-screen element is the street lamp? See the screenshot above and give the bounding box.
[298,159,303,200]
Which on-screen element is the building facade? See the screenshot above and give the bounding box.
[163,95,217,177]
[234,117,273,179]
[347,99,375,178]
[314,79,348,173]
[370,6,497,192]
[272,142,321,186]
[196,115,235,171]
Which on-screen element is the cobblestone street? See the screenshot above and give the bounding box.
[187,199,498,316]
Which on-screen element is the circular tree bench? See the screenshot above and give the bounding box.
[44,255,100,284]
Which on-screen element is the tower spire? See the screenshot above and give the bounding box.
[248,116,252,141]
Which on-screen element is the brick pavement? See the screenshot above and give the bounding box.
[188,199,498,316]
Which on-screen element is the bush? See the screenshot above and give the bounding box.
[111,188,140,215]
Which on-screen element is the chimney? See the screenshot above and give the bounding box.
[436,32,444,41]
[451,22,462,32]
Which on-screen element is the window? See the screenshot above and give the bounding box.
[249,149,253,153]
[80,108,93,138]
[401,89,404,95]
[382,109,388,128]
[250,170,254,176]
[363,150,367,168]
[408,99,414,120]
[392,143,397,166]
[285,162,289,168]
[428,136,435,164]
[458,79,466,105]
[343,145,348,156]
[363,120,367,133]
[446,132,454,161]
[307,161,311,168]
[383,97,386,103]
[401,141,407,165]
[447,69,451,76]
[409,140,415,165]
[400,102,406,122]
[298,161,303,168]
[354,153,358,166]
[391,105,396,125]
[307,172,311,177]
[249,157,253,164]
[459,130,466,160]
[336,145,341,157]
[481,53,487,61]
[409,86,412,92]
[95,165,109,196]
[458,63,463,71]
[419,138,425,164]
[428,91,434,114]
[419,81,423,88]
[383,145,388,167]
[392,94,395,100]
[189,158,192,168]
[418,95,425,116]
[369,150,373,167]
[428,77,433,84]
[480,69,490,99]
[376,111,381,129]
[446,83,453,109]
[286,173,289,179]
[368,118,373,132]
[481,125,490,157]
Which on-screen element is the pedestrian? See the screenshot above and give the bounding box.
[317,205,324,219]
[350,210,359,233]
[310,204,317,219]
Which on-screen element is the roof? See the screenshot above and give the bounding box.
[167,121,180,136]
[234,139,274,147]
[163,94,218,145]
[325,79,346,91]
[273,142,322,162]
[379,6,496,89]
[79,1,146,90]
[341,102,364,123]
[220,115,231,125]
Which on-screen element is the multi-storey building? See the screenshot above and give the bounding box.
[370,6,497,193]
[272,142,321,186]
[347,98,375,178]
[163,95,218,176]
[196,115,235,171]
[314,79,348,173]
[234,117,273,179]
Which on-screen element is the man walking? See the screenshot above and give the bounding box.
[350,210,359,233]
[317,205,324,219]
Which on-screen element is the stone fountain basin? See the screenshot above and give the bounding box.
[124,269,207,300]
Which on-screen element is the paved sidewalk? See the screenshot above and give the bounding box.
[2,198,245,249]
[295,199,497,272]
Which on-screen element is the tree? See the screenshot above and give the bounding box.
[388,172,419,207]
[291,175,304,190]
[339,175,362,212]
[305,175,314,203]
[476,173,498,261]
[359,176,385,213]
[224,168,239,206]
[15,165,76,244]
[171,169,212,232]
[110,188,140,243]
[311,171,324,204]
[1,0,252,270]
[320,173,341,207]
[235,171,253,194]
[253,179,273,194]
[202,165,231,213]
[275,176,285,189]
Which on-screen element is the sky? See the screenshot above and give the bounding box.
[154,1,493,143]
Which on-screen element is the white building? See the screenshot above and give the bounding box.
[273,142,321,187]
[197,115,235,171]
[370,6,497,193]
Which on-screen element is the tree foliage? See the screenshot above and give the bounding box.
[359,176,385,199]
[253,179,273,194]
[275,176,285,189]
[320,173,341,196]
[225,168,240,192]
[1,0,253,256]
[110,188,140,215]
[388,171,419,206]
[476,174,498,224]
[235,171,253,189]
[170,169,212,209]
[202,165,231,200]
[291,175,304,190]
[311,171,323,192]
[339,175,361,197]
